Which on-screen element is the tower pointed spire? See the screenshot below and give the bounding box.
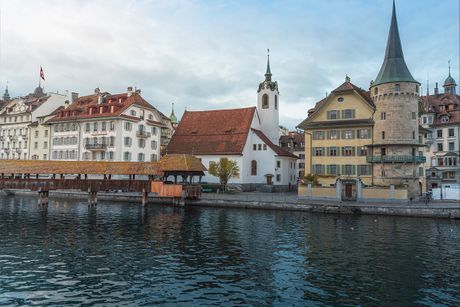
[170,101,178,124]
[3,81,10,101]
[265,49,272,81]
[374,0,418,86]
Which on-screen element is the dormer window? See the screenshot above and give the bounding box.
[130,110,136,116]
[337,97,344,102]
[441,116,449,123]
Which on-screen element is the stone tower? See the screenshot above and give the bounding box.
[257,50,280,144]
[369,1,422,198]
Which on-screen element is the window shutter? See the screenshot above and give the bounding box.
[352,109,356,118]
[352,147,356,156]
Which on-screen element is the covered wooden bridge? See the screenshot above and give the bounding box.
[0,155,206,206]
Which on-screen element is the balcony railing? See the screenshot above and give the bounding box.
[15,148,22,154]
[20,134,28,139]
[4,148,10,153]
[85,143,108,150]
[136,130,151,138]
[366,155,426,164]
[9,135,18,141]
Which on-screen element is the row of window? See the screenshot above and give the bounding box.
[312,129,371,140]
[0,153,28,159]
[1,128,29,136]
[33,141,48,149]
[373,83,418,95]
[313,146,368,157]
[436,128,456,138]
[1,114,31,123]
[436,142,457,152]
[84,122,116,133]
[54,123,79,132]
[53,136,78,145]
[380,111,417,120]
[1,141,27,149]
[432,157,458,167]
[53,150,78,160]
[253,143,267,151]
[34,130,49,138]
[312,164,372,176]
[123,152,158,162]
[84,137,115,146]
[123,137,157,149]
[326,109,355,120]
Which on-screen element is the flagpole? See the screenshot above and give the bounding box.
[39,66,41,88]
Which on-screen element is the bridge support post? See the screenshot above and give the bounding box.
[141,188,148,206]
[38,190,49,206]
[88,189,98,207]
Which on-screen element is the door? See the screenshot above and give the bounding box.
[345,184,353,199]
[266,175,273,185]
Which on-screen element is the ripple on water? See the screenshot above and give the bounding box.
[0,196,459,305]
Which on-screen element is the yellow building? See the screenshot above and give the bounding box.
[297,78,374,200]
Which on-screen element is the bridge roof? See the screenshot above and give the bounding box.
[0,155,205,176]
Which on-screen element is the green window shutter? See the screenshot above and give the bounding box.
[352,109,356,118]
[352,147,356,156]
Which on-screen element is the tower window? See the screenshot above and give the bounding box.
[262,94,269,109]
[274,95,278,110]
[394,84,400,92]
[412,131,415,139]
[415,85,419,93]
[374,87,378,95]
[380,112,386,120]
[382,131,385,139]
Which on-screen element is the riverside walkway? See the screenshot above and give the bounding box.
[198,192,460,219]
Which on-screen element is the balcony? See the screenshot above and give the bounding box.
[15,148,22,154]
[9,135,18,141]
[0,136,4,141]
[85,143,108,150]
[136,130,151,138]
[4,148,10,154]
[20,134,28,139]
[366,155,426,164]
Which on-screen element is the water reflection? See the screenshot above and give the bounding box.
[0,195,459,305]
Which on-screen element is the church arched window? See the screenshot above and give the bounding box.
[275,95,278,110]
[251,160,257,176]
[262,94,269,109]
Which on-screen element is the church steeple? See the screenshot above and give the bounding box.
[265,49,272,81]
[170,102,178,125]
[3,83,10,101]
[374,0,418,86]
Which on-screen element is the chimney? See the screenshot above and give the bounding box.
[94,87,100,94]
[71,92,79,103]
[98,95,103,105]
[135,88,141,94]
[434,82,439,95]
[127,86,133,97]
[64,100,70,109]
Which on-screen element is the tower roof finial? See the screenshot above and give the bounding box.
[373,0,418,86]
[448,60,451,76]
[265,49,272,80]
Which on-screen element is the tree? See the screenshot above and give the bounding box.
[208,158,240,191]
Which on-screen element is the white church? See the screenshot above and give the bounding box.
[167,53,298,191]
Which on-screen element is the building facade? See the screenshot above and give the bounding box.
[297,78,374,200]
[279,131,305,181]
[0,87,67,160]
[297,2,425,201]
[167,57,298,191]
[420,71,459,193]
[47,87,170,162]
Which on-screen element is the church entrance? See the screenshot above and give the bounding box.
[265,175,273,185]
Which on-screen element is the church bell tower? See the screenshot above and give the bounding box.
[257,49,280,144]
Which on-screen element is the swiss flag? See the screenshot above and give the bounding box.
[40,66,45,81]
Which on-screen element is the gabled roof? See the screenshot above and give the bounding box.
[46,91,156,123]
[167,107,256,155]
[373,1,418,86]
[420,93,460,126]
[297,81,373,130]
[251,129,297,159]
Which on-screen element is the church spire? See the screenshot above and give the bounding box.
[373,0,418,86]
[265,49,272,81]
[170,102,178,124]
[3,82,10,101]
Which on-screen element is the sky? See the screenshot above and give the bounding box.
[0,0,458,129]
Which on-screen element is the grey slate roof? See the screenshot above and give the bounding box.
[374,1,418,86]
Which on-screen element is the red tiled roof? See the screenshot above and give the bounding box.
[421,93,460,126]
[46,92,155,123]
[167,107,256,155]
[251,129,298,158]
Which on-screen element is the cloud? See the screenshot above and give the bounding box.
[0,0,458,129]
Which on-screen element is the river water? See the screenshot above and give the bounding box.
[0,195,459,306]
